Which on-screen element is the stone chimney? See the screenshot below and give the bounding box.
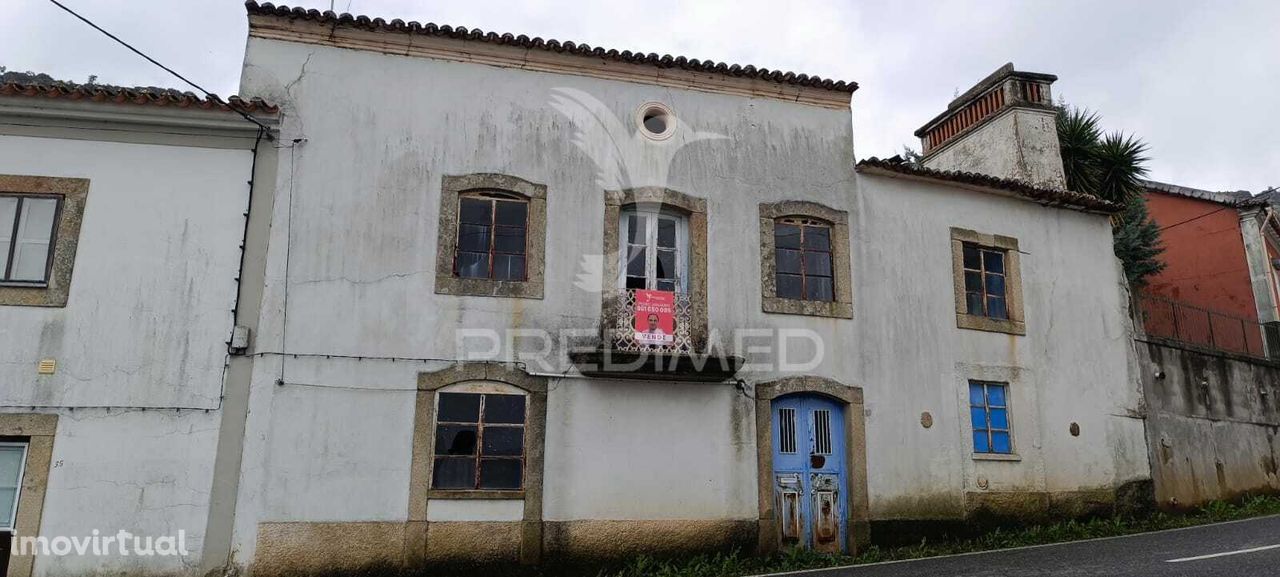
[915,63,1065,189]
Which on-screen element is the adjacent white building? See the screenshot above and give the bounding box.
[0,79,276,577]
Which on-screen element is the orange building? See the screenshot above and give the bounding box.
[1139,180,1277,356]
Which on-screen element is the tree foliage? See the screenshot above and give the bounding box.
[1057,106,1165,286]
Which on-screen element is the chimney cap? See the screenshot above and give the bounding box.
[914,63,1058,139]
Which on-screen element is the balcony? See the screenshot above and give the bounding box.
[1135,292,1275,359]
[569,289,742,382]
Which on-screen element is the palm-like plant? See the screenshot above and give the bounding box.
[1057,106,1164,286]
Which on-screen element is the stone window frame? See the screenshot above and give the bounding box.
[0,414,57,577]
[753,377,869,555]
[759,201,852,318]
[602,187,709,346]
[0,175,89,308]
[408,363,548,565]
[950,227,1025,335]
[434,174,547,299]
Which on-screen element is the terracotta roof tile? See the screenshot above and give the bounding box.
[245,1,857,94]
[0,72,277,114]
[856,157,1122,214]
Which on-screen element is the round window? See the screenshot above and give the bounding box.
[636,102,675,140]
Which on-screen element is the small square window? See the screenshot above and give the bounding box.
[431,392,527,491]
[951,228,1024,335]
[969,381,1012,455]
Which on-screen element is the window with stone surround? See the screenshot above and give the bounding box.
[0,175,89,308]
[431,391,526,491]
[950,227,1025,335]
[759,201,851,318]
[435,174,546,299]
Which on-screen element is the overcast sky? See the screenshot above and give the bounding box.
[3,0,1276,192]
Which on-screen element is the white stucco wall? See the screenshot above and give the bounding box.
[0,133,253,576]
[923,108,1068,190]
[231,33,1148,563]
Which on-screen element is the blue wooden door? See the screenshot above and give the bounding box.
[771,395,847,552]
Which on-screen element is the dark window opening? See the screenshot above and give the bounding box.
[962,243,1007,319]
[454,192,528,282]
[774,218,834,302]
[432,391,527,490]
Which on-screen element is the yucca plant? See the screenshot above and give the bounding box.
[1057,105,1165,286]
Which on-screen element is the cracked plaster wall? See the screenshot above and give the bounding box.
[0,133,253,575]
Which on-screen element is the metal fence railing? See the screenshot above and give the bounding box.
[1134,292,1268,359]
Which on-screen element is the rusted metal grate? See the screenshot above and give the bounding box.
[1135,292,1268,359]
[609,288,695,354]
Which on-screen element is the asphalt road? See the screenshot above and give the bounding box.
[759,515,1280,577]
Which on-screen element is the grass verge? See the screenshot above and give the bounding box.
[601,495,1280,577]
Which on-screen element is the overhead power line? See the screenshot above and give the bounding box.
[46,0,274,138]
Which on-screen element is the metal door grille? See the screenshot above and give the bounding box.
[814,409,832,455]
[779,408,797,454]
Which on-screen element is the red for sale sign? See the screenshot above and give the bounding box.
[633,289,675,345]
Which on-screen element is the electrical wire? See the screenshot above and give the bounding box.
[46,0,275,138]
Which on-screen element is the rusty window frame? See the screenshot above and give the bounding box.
[431,392,526,491]
[0,193,63,286]
[774,217,834,302]
[453,190,529,282]
[961,243,1008,319]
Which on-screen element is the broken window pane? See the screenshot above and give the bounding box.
[432,457,475,489]
[437,393,481,422]
[435,425,478,456]
[657,279,676,292]
[456,251,490,279]
[625,276,646,289]
[483,394,526,424]
[481,427,524,457]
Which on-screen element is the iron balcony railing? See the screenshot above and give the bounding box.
[1134,292,1269,359]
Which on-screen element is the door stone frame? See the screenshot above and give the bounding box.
[754,377,868,554]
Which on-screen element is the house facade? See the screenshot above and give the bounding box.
[0,78,276,577]
[216,6,1151,573]
[1137,180,1279,358]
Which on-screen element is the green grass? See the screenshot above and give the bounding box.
[600,495,1280,577]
